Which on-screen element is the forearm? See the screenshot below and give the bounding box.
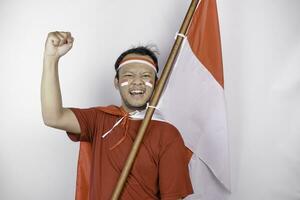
[41,56,64,125]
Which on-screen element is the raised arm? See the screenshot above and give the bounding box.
[41,31,80,134]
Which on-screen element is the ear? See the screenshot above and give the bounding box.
[154,77,159,87]
[114,78,119,90]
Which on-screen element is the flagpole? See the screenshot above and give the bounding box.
[111,0,200,199]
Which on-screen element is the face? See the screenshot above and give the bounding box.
[115,54,156,112]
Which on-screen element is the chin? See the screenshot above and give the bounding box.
[126,101,148,111]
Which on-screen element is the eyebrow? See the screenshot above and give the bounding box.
[121,72,154,77]
[121,69,154,74]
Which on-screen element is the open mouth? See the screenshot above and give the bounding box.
[129,89,145,96]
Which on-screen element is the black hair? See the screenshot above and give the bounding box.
[114,45,159,79]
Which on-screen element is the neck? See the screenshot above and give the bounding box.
[121,102,147,113]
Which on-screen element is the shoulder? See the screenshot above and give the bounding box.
[70,105,120,121]
[88,105,120,116]
[94,105,118,112]
[150,120,179,133]
[148,120,183,146]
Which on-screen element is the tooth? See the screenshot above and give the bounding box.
[130,89,145,95]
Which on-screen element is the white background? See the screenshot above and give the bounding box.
[0,0,299,199]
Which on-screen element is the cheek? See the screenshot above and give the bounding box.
[118,80,129,95]
[119,87,129,99]
[145,77,156,88]
[145,82,155,96]
[120,81,129,87]
[144,76,155,83]
[145,82,153,88]
[119,77,131,86]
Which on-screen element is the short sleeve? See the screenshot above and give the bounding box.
[66,107,98,142]
[159,135,193,200]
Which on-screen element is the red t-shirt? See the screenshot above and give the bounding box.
[67,106,193,200]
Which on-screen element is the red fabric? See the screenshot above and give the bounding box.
[187,0,224,87]
[67,106,193,200]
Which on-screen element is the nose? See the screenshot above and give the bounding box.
[131,76,144,86]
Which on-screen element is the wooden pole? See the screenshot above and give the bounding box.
[111,0,200,199]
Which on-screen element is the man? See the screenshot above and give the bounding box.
[41,31,193,200]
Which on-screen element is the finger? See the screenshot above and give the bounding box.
[67,36,74,44]
[55,31,67,46]
[51,38,60,46]
[61,32,71,44]
[66,32,73,43]
[62,32,73,45]
[48,33,60,47]
[60,31,68,38]
[55,31,64,39]
[65,32,74,47]
[59,31,72,41]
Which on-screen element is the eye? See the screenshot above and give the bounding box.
[143,74,151,78]
[123,74,133,77]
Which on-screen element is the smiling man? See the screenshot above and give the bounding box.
[41,31,193,200]
[114,53,157,112]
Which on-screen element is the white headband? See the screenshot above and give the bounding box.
[117,59,158,73]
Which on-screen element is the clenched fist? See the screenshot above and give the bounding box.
[44,31,74,60]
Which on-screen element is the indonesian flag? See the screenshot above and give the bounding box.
[157,0,231,199]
